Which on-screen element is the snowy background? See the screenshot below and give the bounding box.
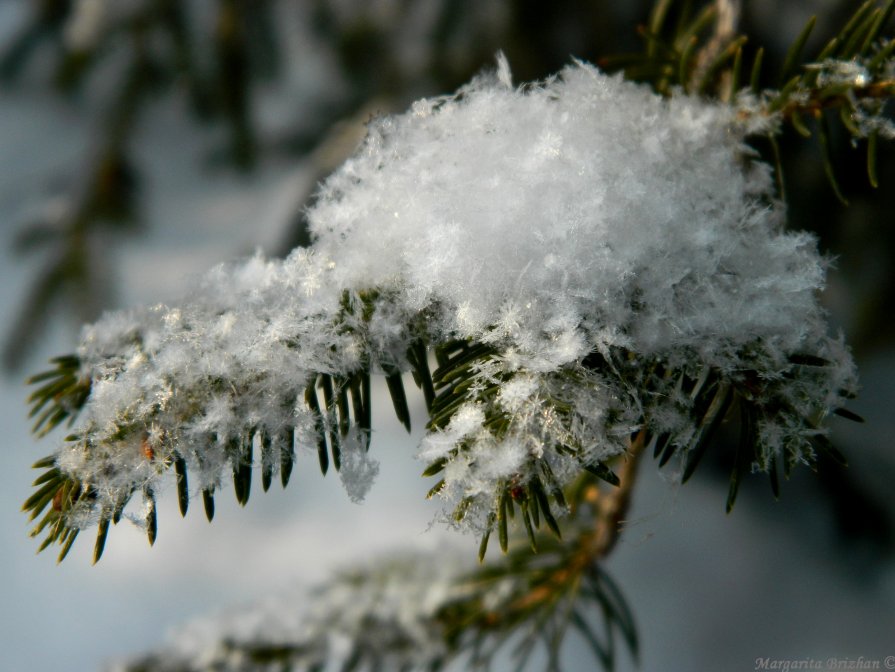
[1,1,894,671]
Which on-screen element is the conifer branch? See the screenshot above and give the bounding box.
[14,4,893,669]
[605,0,895,196]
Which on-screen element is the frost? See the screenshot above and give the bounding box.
[50,57,856,537]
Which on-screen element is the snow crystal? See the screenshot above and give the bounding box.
[51,56,855,537]
[307,60,825,368]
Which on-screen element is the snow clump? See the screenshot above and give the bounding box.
[54,55,854,537]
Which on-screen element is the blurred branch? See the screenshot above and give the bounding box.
[2,31,151,370]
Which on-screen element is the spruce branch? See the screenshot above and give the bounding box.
[20,48,868,570]
[604,0,895,200]
[15,8,892,667]
[118,444,647,672]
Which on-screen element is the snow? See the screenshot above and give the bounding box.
[113,549,468,672]
[45,57,856,541]
[1,33,892,672]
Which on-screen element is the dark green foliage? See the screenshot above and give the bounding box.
[23,334,593,567]
[145,488,158,546]
[22,456,91,564]
[306,382,329,476]
[780,16,817,84]
[639,351,861,514]
[279,431,296,489]
[231,434,253,506]
[319,374,342,471]
[407,340,436,411]
[385,369,411,433]
[681,380,734,483]
[260,431,274,493]
[437,532,637,672]
[22,331,861,604]
[203,487,216,522]
[726,401,756,513]
[94,516,110,565]
[25,355,90,437]
[21,331,433,562]
[422,339,593,561]
[604,0,895,198]
[127,531,638,672]
[817,109,849,205]
[174,454,189,516]
[15,4,895,670]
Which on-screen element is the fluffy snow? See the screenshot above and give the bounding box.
[309,57,822,367]
[55,57,854,536]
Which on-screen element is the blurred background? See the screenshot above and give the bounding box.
[0,1,893,670]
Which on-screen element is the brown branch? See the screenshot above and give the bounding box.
[589,429,648,559]
[496,430,649,617]
[779,79,895,121]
